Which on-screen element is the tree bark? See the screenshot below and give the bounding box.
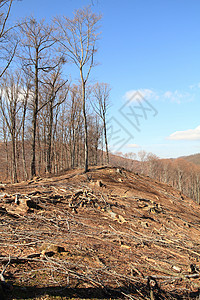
[11,136,17,183]
[80,68,88,173]
[31,48,39,178]
[21,99,28,181]
[103,117,109,165]
[47,100,53,173]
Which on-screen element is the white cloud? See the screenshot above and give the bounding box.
[189,82,200,89]
[138,89,156,99]
[0,85,33,104]
[124,89,158,102]
[127,143,140,148]
[163,91,172,99]
[163,90,193,104]
[124,88,194,104]
[167,125,200,141]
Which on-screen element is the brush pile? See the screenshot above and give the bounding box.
[0,166,200,299]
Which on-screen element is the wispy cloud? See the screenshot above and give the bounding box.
[167,125,200,141]
[163,90,193,103]
[127,143,140,148]
[124,87,195,104]
[124,89,158,102]
[189,82,200,90]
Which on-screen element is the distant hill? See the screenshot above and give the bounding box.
[180,153,200,165]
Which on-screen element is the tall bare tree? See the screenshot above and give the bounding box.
[68,84,82,168]
[92,82,111,164]
[20,74,31,180]
[54,7,101,172]
[20,17,58,177]
[42,66,68,173]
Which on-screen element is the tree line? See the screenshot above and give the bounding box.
[113,151,200,205]
[0,0,111,182]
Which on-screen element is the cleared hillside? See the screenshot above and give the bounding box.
[0,166,200,299]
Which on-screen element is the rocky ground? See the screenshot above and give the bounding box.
[0,166,200,299]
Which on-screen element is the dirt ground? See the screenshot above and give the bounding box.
[0,166,200,299]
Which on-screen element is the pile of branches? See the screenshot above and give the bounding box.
[0,183,200,299]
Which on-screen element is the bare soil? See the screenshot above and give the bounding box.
[0,166,200,299]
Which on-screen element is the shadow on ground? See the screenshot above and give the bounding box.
[3,283,200,300]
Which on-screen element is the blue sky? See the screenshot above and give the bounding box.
[11,0,200,158]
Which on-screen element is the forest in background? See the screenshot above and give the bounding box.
[112,151,200,205]
[0,1,111,181]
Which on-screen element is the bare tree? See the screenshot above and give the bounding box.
[68,84,82,169]
[92,82,111,164]
[0,114,9,179]
[0,72,23,182]
[20,74,31,180]
[41,66,68,173]
[55,7,101,172]
[93,114,101,165]
[20,17,59,177]
[56,102,71,171]
[0,0,18,77]
[138,150,147,174]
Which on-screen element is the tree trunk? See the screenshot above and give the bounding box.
[103,117,109,165]
[2,121,9,180]
[47,101,53,173]
[37,128,42,175]
[31,107,37,177]
[22,104,28,181]
[80,68,88,173]
[31,48,39,178]
[101,128,104,165]
[72,128,76,168]
[11,135,17,183]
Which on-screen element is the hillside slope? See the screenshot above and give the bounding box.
[181,153,200,165]
[0,166,200,299]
